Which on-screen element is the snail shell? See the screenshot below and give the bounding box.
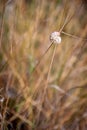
[50,31,61,44]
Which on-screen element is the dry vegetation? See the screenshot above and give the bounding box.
[0,0,87,130]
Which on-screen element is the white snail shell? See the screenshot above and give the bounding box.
[50,31,61,44]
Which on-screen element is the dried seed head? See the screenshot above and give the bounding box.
[50,31,61,44]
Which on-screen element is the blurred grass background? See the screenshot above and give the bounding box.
[0,0,87,130]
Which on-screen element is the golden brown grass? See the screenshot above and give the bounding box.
[0,0,87,130]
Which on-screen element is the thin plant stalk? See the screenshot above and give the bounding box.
[31,42,53,74]
[37,44,57,124]
[62,31,87,41]
[44,44,57,94]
